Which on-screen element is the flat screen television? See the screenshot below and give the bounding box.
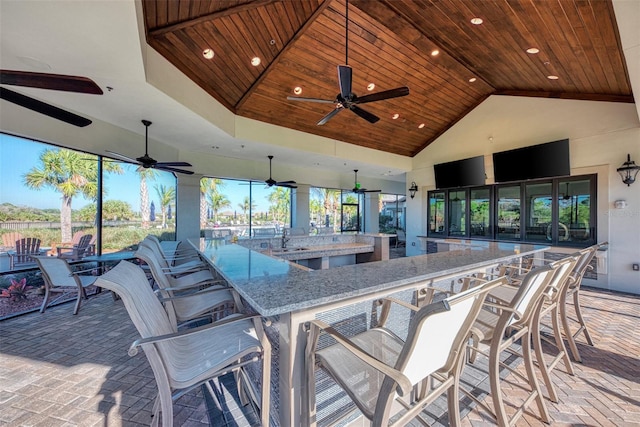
[434,155,486,189]
[492,139,570,183]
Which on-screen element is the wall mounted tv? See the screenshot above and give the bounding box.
[492,139,570,183]
[434,155,486,189]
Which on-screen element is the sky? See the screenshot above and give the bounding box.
[0,133,277,213]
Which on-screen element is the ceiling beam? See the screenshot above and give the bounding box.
[494,90,634,104]
[148,0,279,37]
[235,0,333,110]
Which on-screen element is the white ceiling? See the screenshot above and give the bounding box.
[1,0,638,184]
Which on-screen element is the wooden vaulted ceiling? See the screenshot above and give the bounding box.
[142,0,633,158]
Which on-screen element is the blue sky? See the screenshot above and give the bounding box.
[0,133,277,213]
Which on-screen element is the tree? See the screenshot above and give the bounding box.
[200,178,225,228]
[206,187,230,223]
[267,187,290,225]
[312,188,340,228]
[136,167,159,229]
[238,196,256,223]
[154,184,176,228]
[76,200,135,221]
[23,149,122,242]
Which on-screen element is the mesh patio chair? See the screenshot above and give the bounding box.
[8,237,41,270]
[57,233,94,261]
[560,243,606,362]
[461,257,577,426]
[95,260,271,427]
[141,236,209,275]
[34,256,99,315]
[305,276,507,427]
[134,245,238,326]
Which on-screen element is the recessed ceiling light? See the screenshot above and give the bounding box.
[202,48,214,59]
[431,49,439,56]
[470,17,483,25]
[469,77,477,83]
[367,83,375,91]
[251,57,261,66]
[547,75,559,80]
[392,113,400,120]
[293,87,302,95]
[418,123,425,129]
[526,47,540,54]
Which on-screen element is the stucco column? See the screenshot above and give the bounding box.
[363,192,380,233]
[176,174,202,241]
[291,184,310,230]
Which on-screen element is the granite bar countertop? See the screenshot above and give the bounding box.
[267,242,374,261]
[191,238,548,317]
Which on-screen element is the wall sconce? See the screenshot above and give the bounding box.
[617,154,640,186]
[408,181,419,199]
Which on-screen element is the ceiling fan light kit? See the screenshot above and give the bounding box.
[287,0,409,126]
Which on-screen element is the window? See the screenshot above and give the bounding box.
[379,194,405,233]
[199,178,291,238]
[426,175,596,247]
[310,187,341,232]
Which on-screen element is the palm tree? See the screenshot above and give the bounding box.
[267,187,290,225]
[200,178,225,228]
[136,167,159,229]
[206,187,230,224]
[23,149,122,242]
[154,184,176,228]
[238,196,256,223]
[312,188,340,229]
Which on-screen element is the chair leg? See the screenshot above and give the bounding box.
[573,290,594,346]
[560,294,582,363]
[532,310,558,403]
[522,330,550,424]
[489,340,510,427]
[446,360,464,427]
[40,287,51,314]
[551,306,574,376]
[73,290,82,315]
[261,347,271,427]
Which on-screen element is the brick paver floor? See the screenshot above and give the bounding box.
[0,286,638,426]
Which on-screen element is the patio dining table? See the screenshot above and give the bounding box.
[190,238,548,427]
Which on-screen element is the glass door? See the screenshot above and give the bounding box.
[496,185,521,241]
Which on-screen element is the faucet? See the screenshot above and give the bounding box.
[281,229,290,249]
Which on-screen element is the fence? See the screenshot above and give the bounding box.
[0,221,140,230]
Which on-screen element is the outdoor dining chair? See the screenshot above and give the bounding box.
[57,233,94,261]
[1,231,23,250]
[34,255,99,315]
[304,276,507,427]
[461,257,576,426]
[134,245,238,327]
[94,260,271,427]
[8,237,42,270]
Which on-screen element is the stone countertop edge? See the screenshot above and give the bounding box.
[191,239,548,317]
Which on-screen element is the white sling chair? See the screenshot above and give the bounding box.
[305,276,506,426]
[95,260,271,427]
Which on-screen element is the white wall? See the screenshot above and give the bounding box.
[406,95,640,294]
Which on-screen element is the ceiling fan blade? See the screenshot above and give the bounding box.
[317,106,344,125]
[105,150,140,164]
[276,180,297,185]
[1,70,103,94]
[153,165,194,175]
[356,86,409,104]
[277,183,298,189]
[1,87,92,127]
[338,65,352,99]
[287,96,336,104]
[364,189,382,193]
[155,161,193,168]
[350,105,380,123]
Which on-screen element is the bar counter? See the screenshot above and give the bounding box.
[190,238,548,426]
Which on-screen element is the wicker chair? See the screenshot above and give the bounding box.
[95,260,271,427]
[34,256,98,315]
[305,276,506,427]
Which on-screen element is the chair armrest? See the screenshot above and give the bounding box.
[308,319,413,397]
[155,285,232,300]
[378,297,420,312]
[128,313,261,356]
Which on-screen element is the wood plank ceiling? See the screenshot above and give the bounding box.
[143,0,632,158]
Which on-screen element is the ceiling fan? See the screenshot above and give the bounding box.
[264,155,297,188]
[287,0,409,126]
[106,120,194,175]
[352,169,380,194]
[0,69,102,127]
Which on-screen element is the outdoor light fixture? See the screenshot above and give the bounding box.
[616,154,640,186]
[409,181,419,199]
